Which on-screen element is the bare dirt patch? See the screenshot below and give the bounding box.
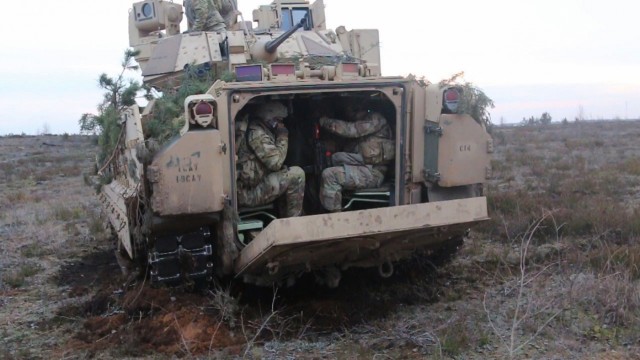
[55,249,122,296]
[43,249,455,358]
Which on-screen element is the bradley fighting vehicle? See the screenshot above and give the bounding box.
[101,0,492,287]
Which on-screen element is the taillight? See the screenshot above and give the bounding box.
[194,101,213,116]
[443,88,461,113]
[191,101,215,127]
[185,95,217,129]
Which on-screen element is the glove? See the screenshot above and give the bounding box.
[319,116,330,128]
[276,124,289,137]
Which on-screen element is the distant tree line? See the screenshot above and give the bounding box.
[521,112,552,126]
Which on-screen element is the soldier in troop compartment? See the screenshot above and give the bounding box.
[236,102,305,217]
[318,103,395,212]
[184,0,238,32]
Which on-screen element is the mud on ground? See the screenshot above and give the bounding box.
[2,124,640,359]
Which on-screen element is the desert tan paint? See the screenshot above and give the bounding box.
[253,0,326,31]
[98,106,147,259]
[410,81,427,184]
[149,130,226,215]
[438,114,493,187]
[236,197,489,275]
[100,182,135,258]
[123,106,145,183]
[410,84,492,186]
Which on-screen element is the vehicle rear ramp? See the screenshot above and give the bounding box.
[235,197,489,284]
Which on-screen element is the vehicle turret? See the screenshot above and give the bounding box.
[128,0,183,71]
[128,0,381,88]
[250,15,308,62]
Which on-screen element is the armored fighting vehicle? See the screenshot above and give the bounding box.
[101,0,492,287]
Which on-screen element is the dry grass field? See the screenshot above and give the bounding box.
[1,121,639,359]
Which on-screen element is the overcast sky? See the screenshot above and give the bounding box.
[1,0,638,134]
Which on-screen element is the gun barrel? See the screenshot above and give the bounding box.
[264,16,307,54]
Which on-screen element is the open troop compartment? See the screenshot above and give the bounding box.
[232,89,398,238]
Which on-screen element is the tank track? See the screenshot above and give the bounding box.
[148,227,214,285]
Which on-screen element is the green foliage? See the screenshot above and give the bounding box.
[88,212,106,238]
[53,204,84,222]
[21,243,51,258]
[142,69,216,144]
[2,262,43,288]
[440,72,494,129]
[78,49,144,163]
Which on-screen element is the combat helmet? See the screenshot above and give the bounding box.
[256,102,288,123]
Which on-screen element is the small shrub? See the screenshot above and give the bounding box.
[88,213,106,237]
[585,243,640,280]
[3,262,43,288]
[482,189,553,241]
[552,160,573,172]
[571,272,640,327]
[493,130,507,145]
[19,263,42,278]
[53,204,84,222]
[3,272,26,288]
[619,158,640,176]
[5,191,27,203]
[440,328,470,356]
[490,159,509,174]
[21,243,51,258]
[208,287,240,328]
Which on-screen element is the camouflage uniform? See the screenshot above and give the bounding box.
[319,111,394,211]
[236,103,305,217]
[184,0,234,32]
